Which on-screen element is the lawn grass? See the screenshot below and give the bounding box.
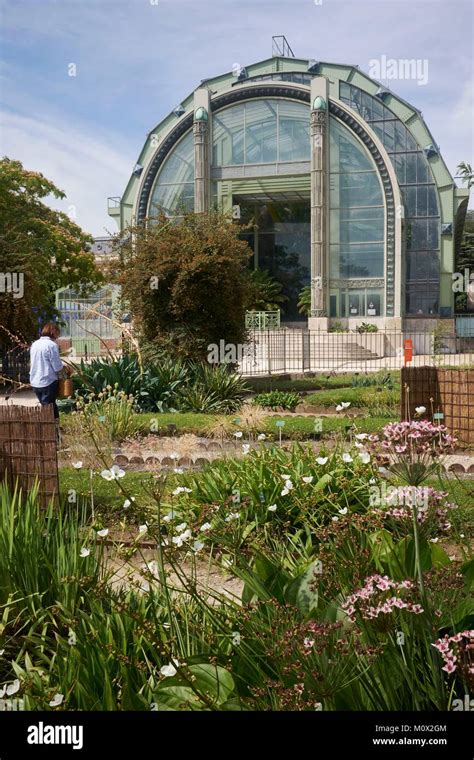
[59,467,168,519]
[246,370,400,394]
[305,385,400,409]
[126,411,397,439]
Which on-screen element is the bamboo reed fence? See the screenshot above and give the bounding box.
[401,366,474,445]
[0,405,59,505]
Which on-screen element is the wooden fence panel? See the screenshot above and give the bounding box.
[401,366,474,445]
[0,405,59,505]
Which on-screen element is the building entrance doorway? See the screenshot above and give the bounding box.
[236,196,311,322]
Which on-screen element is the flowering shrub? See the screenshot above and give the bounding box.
[370,420,456,460]
[370,420,456,485]
[341,574,424,622]
[432,631,474,686]
[372,486,458,539]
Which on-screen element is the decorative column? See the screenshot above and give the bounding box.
[193,88,211,213]
[309,93,328,326]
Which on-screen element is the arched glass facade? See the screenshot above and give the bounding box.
[212,99,310,166]
[149,130,194,216]
[136,73,451,322]
[340,83,440,315]
[329,116,385,317]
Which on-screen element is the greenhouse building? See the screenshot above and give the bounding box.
[108,46,469,333]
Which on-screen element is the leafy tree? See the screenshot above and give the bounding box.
[246,269,287,312]
[455,209,474,312]
[297,285,311,316]
[456,161,474,189]
[111,210,253,361]
[0,158,102,347]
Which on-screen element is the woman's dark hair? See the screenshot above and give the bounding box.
[41,322,60,339]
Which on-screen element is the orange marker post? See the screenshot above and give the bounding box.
[404,339,413,365]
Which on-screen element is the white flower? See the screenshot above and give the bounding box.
[0,650,4,656]
[280,473,292,480]
[72,461,83,469]
[302,476,313,484]
[100,464,125,481]
[192,540,204,552]
[6,679,20,696]
[267,504,277,512]
[163,511,176,523]
[173,468,184,474]
[96,528,109,538]
[257,433,266,441]
[67,630,76,646]
[233,431,243,438]
[284,479,293,490]
[123,497,135,509]
[430,538,439,543]
[332,516,339,522]
[200,522,211,532]
[242,444,250,455]
[415,406,426,414]
[338,507,348,515]
[342,453,353,463]
[172,486,192,496]
[170,452,179,460]
[369,478,377,485]
[79,548,90,558]
[225,512,240,522]
[160,661,179,678]
[336,401,351,411]
[316,457,328,465]
[172,529,192,547]
[354,442,363,449]
[49,693,64,707]
[176,522,187,533]
[281,488,289,496]
[138,524,148,535]
[359,451,371,464]
[355,433,368,441]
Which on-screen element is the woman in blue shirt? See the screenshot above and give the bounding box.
[29,323,71,419]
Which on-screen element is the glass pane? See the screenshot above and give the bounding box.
[245,100,277,164]
[156,131,194,184]
[332,243,384,278]
[212,105,245,166]
[372,121,384,143]
[334,172,383,208]
[367,290,383,316]
[406,130,418,151]
[427,219,439,249]
[408,219,428,250]
[395,121,406,152]
[406,153,417,183]
[427,185,439,216]
[361,92,373,121]
[416,185,428,216]
[371,97,384,121]
[383,120,395,152]
[278,101,310,161]
[404,186,417,216]
[416,153,429,183]
[348,292,364,316]
[393,153,406,184]
[340,82,351,103]
[330,118,375,172]
[150,183,194,216]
